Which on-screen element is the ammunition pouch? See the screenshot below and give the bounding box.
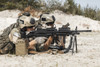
[15,39,28,55]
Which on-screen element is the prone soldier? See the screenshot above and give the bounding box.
[28,13,65,54]
[0,12,64,55]
[0,12,38,55]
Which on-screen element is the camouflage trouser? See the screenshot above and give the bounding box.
[0,42,15,54]
[34,37,47,52]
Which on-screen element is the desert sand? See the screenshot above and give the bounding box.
[0,10,100,67]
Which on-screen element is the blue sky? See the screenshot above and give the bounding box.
[45,0,100,9]
[74,0,100,9]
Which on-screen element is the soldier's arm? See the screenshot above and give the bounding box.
[9,28,21,44]
[58,36,65,48]
[44,36,53,50]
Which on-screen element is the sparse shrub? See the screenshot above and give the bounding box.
[5,2,17,9]
[0,0,100,21]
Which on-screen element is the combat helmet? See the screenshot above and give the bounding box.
[40,13,56,25]
[17,13,38,29]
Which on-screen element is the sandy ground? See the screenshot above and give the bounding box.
[0,10,100,67]
[0,32,100,67]
[53,10,100,31]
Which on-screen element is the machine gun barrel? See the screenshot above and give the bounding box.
[57,28,92,36]
[72,30,92,32]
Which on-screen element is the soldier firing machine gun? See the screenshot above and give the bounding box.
[21,23,92,54]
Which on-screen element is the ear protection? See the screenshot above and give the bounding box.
[52,15,56,22]
[30,18,35,24]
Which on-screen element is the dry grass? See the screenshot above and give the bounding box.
[18,6,42,18]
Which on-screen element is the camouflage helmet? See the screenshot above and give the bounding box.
[40,13,55,25]
[17,15,37,29]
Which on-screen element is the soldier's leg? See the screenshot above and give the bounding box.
[28,40,37,54]
[28,37,47,54]
[43,36,53,50]
[0,42,14,54]
[28,40,37,49]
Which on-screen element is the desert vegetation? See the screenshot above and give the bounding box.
[0,0,100,21]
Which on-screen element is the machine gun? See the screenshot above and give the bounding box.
[25,27,91,38]
[21,23,92,54]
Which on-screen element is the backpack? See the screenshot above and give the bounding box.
[0,22,18,50]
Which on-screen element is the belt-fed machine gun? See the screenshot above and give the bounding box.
[21,23,92,54]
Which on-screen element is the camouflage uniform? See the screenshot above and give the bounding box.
[28,13,56,52]
[0,22,19,54]
[9,14,39,55]
[8,13,49,54]
[39,13,65,51]
[0,12,38,54]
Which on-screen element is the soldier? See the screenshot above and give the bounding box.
[28,13,54,54]
[9,12,40,55]
[0,18,19,54]
[0,12,65,55]
[8,13,55,55]
[28,13,65,54]
[0,12,38,54]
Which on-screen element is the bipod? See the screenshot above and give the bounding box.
[61,34,78,54]
[70,34,78,55]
